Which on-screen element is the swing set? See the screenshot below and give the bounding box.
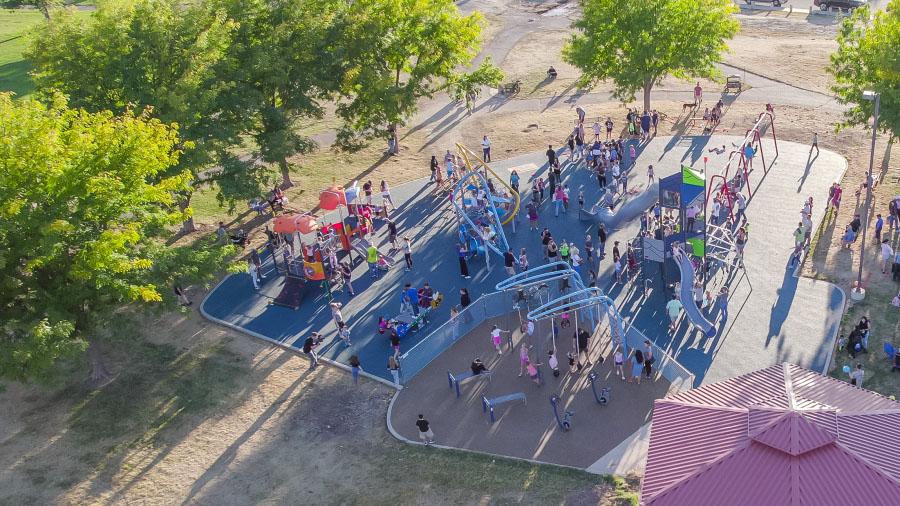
[706,110,777,223]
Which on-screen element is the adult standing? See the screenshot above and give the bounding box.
[363,180,373,205]
[717,286,729,321]
[811,132,819,155]
[380,180,394,210]
[527,203,539,231]
[881,239,894,275]
[693,82,703,105]
[584,234,594,269]
[510,170,520,194]
[403,283,420,316]
[348,355,362,384]
[482,135,491,162]
[734,227,747,269]
[173,282,191,306]
[734,192,747,226]
[339,261,354,296]
[330,301,344,327]
[643,340,655,379]
[849,363,864,387]
[631,349,644,384]
[598,224,608,258]
[303,333,321,369]
[338,322,352,346]
[576,327,591,367]
[504,249,516,276]
[387,219,399,249]
[666,295,683,332]
[460,287,472,309]
[366,244,379,279]
[519,248,529,272]
[416,414,434,445]
[640,111,651,141]
[250,248,264,278]
[546,145,558,169]
[388,356,401,385]
[430,155,439,183]
[604,117,614,140]
[247,257,261,290]
[457,243,471,279]
[403,237,413,271]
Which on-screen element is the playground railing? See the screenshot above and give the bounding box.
[625,326,695,392]
[399,290,513,384]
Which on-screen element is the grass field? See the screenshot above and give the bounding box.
[0,8,90,98]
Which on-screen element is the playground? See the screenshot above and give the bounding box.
[202,109,848,470]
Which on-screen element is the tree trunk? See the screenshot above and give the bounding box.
[642,79,653,113]
[179,196,196,234]
[87,340,112,387]
[279,157,294,188]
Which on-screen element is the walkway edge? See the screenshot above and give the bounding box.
[385,390,599,474]
[199,275,401,391]
[795,153,848,375]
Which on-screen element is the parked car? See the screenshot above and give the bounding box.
[813,0,867,11]
[744,0,787,6]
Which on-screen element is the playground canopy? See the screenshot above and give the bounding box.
[273,214,318,234]
[641,363,900,505]
[319,185,347,210]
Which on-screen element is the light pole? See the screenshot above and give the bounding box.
[851,90,880,300]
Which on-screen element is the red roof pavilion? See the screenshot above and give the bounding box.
[642,363,900,505]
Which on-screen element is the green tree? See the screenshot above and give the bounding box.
[0,94,201,384]
[212,0,347,189]
[563,0,739,112]
[27,0,240,231]
[334,0,501,152]
[829,1,900,137]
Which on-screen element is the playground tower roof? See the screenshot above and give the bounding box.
[641,363,900,505]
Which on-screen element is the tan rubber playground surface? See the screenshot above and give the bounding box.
[390,316,673,468]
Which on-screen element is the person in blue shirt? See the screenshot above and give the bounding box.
[403,283,420,315]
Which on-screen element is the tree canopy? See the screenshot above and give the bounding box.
[563,0,739,112]
[0,94,226,384]
[333,0,501,151]
[27,0,241,227]
[829,0,900,137]
[210,0,347,188]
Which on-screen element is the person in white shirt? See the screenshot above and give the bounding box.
[881,239,894,274]
[592,121,601,141]
[712,198,721,226]
[481,135,491,162]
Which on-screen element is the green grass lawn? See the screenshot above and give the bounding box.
[0,8,90,97]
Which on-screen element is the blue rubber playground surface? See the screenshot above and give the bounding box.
[202,134,846,386]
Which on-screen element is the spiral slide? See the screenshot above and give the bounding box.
[672,246,716,337]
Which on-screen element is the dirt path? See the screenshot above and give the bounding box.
[0,304,631,505]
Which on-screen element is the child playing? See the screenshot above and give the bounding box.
[614,348,625,380]
[526,360,541,384]
[578,190,585,210]
[567,350,578,373]
[490,325,509,354]
[548,349,560,377]
[559,312,571,328]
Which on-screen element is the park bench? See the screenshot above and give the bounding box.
[481,392,526,423]
[447,370,493,398]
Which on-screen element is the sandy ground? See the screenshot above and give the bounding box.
[725,15,839,95]
[0,301,632,505]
